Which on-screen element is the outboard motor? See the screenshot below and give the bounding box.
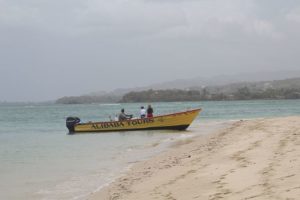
[66,117,80,134]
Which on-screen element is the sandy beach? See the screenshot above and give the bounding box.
[88,116,300,200]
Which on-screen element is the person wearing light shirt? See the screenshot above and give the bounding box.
[140,106,146,118]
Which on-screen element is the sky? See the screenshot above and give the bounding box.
[1,0,300,101]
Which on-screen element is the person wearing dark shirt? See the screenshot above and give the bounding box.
[147,105,153,118]
[118,108,132,121]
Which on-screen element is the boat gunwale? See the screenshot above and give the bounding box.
[76,108,202,126]
[73,124,191,133]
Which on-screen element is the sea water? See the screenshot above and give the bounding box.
[1,100,300,200]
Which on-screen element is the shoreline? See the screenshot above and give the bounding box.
[87,119,233,197]
[87,116,300,200]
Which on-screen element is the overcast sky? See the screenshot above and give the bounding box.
[1,0,300,101]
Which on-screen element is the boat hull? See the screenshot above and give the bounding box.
[69,108,201,133]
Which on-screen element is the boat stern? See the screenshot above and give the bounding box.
[66,117,80,134]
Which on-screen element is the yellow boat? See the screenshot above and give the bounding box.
[66,108,201,134]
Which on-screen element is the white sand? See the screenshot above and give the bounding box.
[88,116,300,200]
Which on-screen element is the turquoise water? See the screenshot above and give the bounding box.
[1,100,300,200]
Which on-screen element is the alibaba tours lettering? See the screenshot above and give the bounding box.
[92,118,154,129]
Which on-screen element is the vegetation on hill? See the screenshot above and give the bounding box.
[55,77,300,104]
[121,89,202,102]
[119,88,300,102]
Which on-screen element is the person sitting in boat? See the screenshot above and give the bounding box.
[118,108,133,121]
[147,104,153,118]
[140,106,146,118]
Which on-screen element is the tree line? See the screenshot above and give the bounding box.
[120,88,300,102]
[55,87,300,104]
[55,77,300,104]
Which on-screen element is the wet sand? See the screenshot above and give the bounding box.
[88,116,300,200]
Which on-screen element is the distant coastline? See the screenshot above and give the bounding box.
[55,77,300,104]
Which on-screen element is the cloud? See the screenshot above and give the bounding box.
[145,1,283,41]
[0,1,39,25]
[0,0,187,38]
[286,7,300,23]
[1,0,300,101]
[0,0,288,40]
